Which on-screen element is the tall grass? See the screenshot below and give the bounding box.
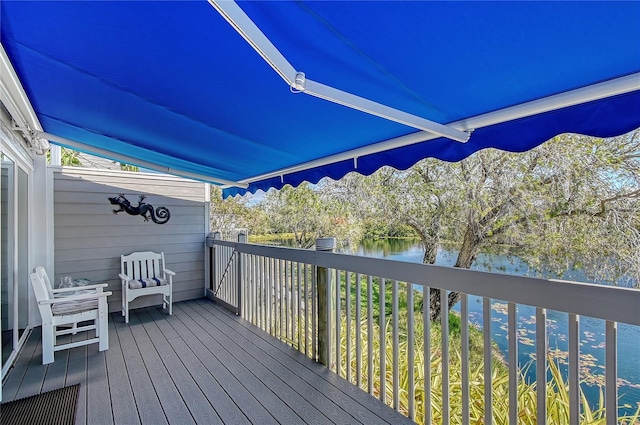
[254,267,639,424]
[335,315,640,424]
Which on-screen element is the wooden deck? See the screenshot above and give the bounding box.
[2,299,414,425]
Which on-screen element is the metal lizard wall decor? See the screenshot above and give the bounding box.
[108,194,171,224]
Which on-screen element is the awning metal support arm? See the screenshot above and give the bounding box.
[208,0,470,143]
[37,131,248,188]
[302,79,469,142]
[239,72,640,186]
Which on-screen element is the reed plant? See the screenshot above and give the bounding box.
[258,270,639,424]
[334,315,639,425]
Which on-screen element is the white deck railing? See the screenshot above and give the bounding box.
[206,235,640,425]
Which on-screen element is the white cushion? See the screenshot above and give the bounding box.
[52,299,98,315]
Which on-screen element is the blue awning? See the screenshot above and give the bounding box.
[1,1,639,197]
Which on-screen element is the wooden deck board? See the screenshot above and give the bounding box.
[130,309,223,425]
[2,299,415,424]
[41,332,71,394]
[2,325,40,401]
[113,315,169,425]
[173,305,307,424]
[86,342,114,425]
[66,332,89,425]
[104,318,141,425]
[126,310,196,425]
[194,299,416,425]
[182,302,358,425]
[164,306,282,425]
[14,331,47,401]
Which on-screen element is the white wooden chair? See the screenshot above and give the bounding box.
[35,266,109,334]
[119,251,174,323]
[30,270,111,365]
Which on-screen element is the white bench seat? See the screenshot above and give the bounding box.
[119,251,174,323]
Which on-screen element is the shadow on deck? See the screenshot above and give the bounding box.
[2,299,413,424]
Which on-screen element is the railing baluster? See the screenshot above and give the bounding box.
[263,255,268,332]
[290,261,294,348]
[509,302,517,424]
[234,248,238,306]
[312,264,317,361]
[245,254,250,321]
[606,320,618,425]
[441,289,449,425]
[461,293,469,425]
[569,313,580,425]
[257,256,262,329]
[227,247,231,301]
[380,278,386,404]
[393,280,399,410]
[356,273,362,388]
[536,307,547,425]
[346,271,352,382]
[279,259,284,339]
[296,262,301,352]
[224,247,229,297]
[269,257,274,335]
[247,254,252,322]
[407,281,415,421]
[424,286,431,425]
[328,267,334,370]
[367,275,373,395]
[258,255,263,329]
[336,268,341,375]
[484,297,492,425]
[254,255,258,325]
[232,247,236,304]
[281,259,285,338]
[274,258,279,336]
[283,261,293,341]
[247,254,252,321]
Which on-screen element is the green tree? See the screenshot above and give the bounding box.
[210,186,263,237]
[117,162,140,172]
[332,131,640,319]
[47,147,82,166]
[263,182,363,249]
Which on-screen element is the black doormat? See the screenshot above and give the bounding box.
[0,384,80,425]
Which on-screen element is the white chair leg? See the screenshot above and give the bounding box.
[98,311,109,351]
[121,283,126,316]
[123,286,129,323]
[168,295,172,316]
[42,324,55,365]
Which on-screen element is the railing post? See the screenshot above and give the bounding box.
[208,231,221,292]
[316,237,336,366]
[237,233,247,316]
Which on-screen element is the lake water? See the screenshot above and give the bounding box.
[354,238,640,416]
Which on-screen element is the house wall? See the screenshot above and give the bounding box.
[53,168,208,312]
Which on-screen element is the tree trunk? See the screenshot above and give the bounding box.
[407,219,440,265]
[422,237,438,264]
[429,223,479,321]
